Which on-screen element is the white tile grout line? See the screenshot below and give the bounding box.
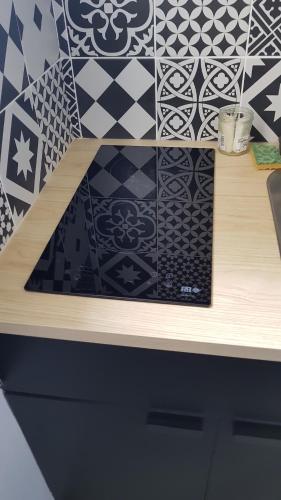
[153,0,158,139]
[240,0,255,104]
[68,56,281,60]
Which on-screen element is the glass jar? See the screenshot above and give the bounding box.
[218,106,254,156]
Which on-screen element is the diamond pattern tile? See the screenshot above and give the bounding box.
[73,59,156,139]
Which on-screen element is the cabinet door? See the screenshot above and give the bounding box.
[6,393,217,500]
[206,417,281,500]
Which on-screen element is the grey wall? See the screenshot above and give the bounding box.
[0,390,54,500]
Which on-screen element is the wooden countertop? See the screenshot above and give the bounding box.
[0,139,280,362]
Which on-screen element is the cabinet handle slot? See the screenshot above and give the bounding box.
[233,419,281,440]
[146,411,203,431]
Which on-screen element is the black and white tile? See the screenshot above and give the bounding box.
[0,180,14,251]
[73,59,156,139]
[13,0,60,82]
[158,166,214,203]
[157,58,244,140]
[0,88,44,225]
[158,253,211,304]
[31,59,73,188]
[98,251,158,299]
[52,0,70,57]
[64,0,154,57]
[92,199,157,252]
[0,0,28,112]
[158,201,213,257]
[249,0,281,56]
[62,59,81,138]
[158,147,215,172]
[156,0,250,57]
[88,145,157,199]
[242,58,281,142]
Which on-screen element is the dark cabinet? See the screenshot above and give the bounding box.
[2,334,281,500]
[6,393,217,500]
[206,417,281,500]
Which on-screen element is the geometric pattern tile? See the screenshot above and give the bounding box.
[0,88,44,226]
[73,59,156,139]
[88,145,157,199]
[13,0,60,82]
[30,59,73,189]
[157,147,215,172]
[158,253,212,305]
[93,199,157,252]
[64,0,154,57]
[61,59,81,138]
[156,0,250,57]
[0,180,14,251]
[157,58,244,140]
[249,0,281,56]
[0,0,28,112]
[242,58,281,142]
[158,201,213,257]
[158,149,214,202]
[98,251,158,299]
[52,0,70,57]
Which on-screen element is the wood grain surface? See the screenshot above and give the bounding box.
[0,139,280,362]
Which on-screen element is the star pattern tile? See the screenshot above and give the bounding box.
[0,88,44,226]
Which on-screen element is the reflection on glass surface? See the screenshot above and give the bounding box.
[25,146,215,306]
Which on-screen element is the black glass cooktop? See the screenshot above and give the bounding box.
[25,146,215,306]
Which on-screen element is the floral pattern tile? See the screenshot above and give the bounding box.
[157,58,244,140]
[157,147,214,202]
[92,199,157,252]
[156,0,251,57]
[64,0,154,57]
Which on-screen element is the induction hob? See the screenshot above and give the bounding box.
[25,146,215,306]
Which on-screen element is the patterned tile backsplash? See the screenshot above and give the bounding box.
[0,0,79,251]
[0,0,281,252]
[65,0,281,143]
